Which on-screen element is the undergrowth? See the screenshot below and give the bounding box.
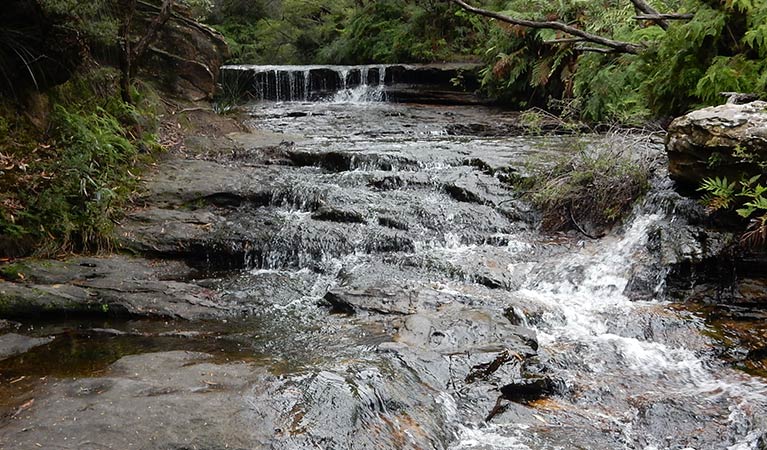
[524,130,660,236]
[0,67,161,256]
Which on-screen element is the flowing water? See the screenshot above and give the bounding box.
[2,88,767,449]
[228,98,767,449]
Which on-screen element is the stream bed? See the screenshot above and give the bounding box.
[1,96,766,449]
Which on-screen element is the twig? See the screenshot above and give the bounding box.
[567,204,601,239]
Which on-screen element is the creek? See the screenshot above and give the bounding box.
[1,67,766,449]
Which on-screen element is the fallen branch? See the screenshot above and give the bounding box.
[451,0,643,54]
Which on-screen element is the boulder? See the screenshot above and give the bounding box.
[666,101,767,191]
[136,1,229,100]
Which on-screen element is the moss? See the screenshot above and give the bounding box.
[0,263,30,281]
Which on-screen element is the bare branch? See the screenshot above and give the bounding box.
[575,46,616,54]
[628,0,669,29]
[450,0,643,54]
[132,0,175,63]
[633,13,694,21]
[543,37,586,44]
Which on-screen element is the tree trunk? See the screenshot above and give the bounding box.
[119,0,175,104]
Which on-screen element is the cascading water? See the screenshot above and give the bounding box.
[449,208,767,449]
[4,89,766,449]
[222,64,391,102]
[232,101,767,449]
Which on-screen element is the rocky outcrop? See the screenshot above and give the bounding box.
[136,1,229,100]
[666,101,767,191]
[656,101,767,308]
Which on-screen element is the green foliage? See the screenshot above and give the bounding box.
[208,0,488,64]
[472,0,767,120]
[699,174,767,246]
[39,0,120,45]
[319,0,486,64]
[0,68,160,255]
[698,176,738,211]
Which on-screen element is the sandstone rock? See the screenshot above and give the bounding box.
[0,351,262,449]
[666,101,767,191]
[0,333,53,360]
[0,256,243,320]
[137,1,229,100]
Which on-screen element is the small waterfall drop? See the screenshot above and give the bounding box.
[221,64,395,103]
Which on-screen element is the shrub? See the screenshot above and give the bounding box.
[526,131,659,236]
[0,68,160,256]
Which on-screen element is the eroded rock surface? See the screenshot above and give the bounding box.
[0,256,240,320]
[666,100,767,191]
[0,351,262,449]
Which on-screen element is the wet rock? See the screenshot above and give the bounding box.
[504,299,566,327]
[0,333,53,360]
[0,351,262,449]
[499,376,556,403]
[247,360,453,450]
[323,284,453,315]
[378,216,409,231]
[394,307,538,357]
[311,206,366,224]
[287,149,418,172]
[0,319,21,332]
[136,159,278,208]
[666,101,767,192]
[0,256,241,320]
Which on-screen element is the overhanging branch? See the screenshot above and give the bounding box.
[634,13,694,21]
[451,0,643,54]
[628,0,669,29]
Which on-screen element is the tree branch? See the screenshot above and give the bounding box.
[633,13,694,21]
[132,0,175,63]
[543,37,586,44]
[628,0,669,29]
[450,0,642,54]
[575,46,616,54]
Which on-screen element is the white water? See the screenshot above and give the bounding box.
[223,64,391,102]
[450,211,767,449]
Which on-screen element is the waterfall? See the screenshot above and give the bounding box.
[221,64,399,103]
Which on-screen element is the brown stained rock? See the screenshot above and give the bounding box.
[666,101,767,191]
[136,2,229,100]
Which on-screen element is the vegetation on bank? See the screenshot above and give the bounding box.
[207,0,766,123]
[0,69,161,256]
[0,1,168,256]
[522,129,659,236]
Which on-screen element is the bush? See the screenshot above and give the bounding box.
[0,68,160,256]
[526,131,659,236]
